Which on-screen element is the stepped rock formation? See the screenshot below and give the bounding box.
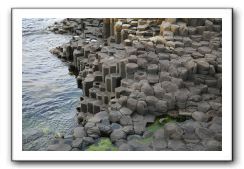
[48,18,222,151]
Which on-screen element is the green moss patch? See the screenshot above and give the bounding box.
[147,116,174,133]
[86,138,118,151]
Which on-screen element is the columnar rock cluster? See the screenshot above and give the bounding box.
[48,18,222,151]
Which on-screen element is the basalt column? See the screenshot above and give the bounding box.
[103,18,111,39]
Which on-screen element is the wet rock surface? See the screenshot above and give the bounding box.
[48,18,222,151]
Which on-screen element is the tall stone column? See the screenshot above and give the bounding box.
[103,18,110,39]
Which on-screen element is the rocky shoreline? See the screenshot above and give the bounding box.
[47,18,222,151]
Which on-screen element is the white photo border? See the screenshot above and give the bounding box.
[11,8,233,161]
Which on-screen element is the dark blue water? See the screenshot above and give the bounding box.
[22,18,81,151]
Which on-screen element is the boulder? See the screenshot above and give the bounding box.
[159,72,171,82]
[161,81,178,93]
[164,122,183,139]
[97,122,112,136]
[155,100,168,114]
[175,89,190,109]
[164,92,176,110]
[159,60,170,72]
[141,82,154,96]
[152,139,167,150]
[82,137,95,148]
[48,143,72,151]
[119,107,133,116]
[109,110,122,123]
[197,60,210,74]
[119,143,133,151]
[153,128,166,139]
[89,111,109,123]
[153,84,165,99]
[73,127,86,139]
[168,139,186,150]
[122,125,134,135]
[110,129,127,142]
[111,123,123,130]
[146,96,158,113]
[205,139,221,150]
[198,102,211,113]
[192,111,208,122]
[119,115,133,126]
[127,97,138,112]
[195,127,215,140]
[85,122,101,138]
[137,57,147,69]
[136,100,148,115]
[198,46,212,54]
[71,138,83,148]
[127,139,151,151]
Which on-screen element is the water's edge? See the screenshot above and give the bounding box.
[22,18,81,151]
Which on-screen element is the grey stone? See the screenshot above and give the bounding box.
[85,122,101,138]
[146,96,158,113]
[175,89,190,109]
[127,139,151,151]
[48,143,72,151]
[197,61,210,74]
[127,98,138,112]
[198,102,211,113]
[179,25,188,36]
[205,139,221,151]
[198,46,212,54]
[158,53,170,60]
[183,133,200,144]
[119,143,133,151]
[133,121,147,135]
[109,110,122,123]
[168,139,186,150]
[192,111,208,122]
[159,60,170,72]
[153,84,165,99]
[127,134,142,141]
[72,138,83,148]
[73,127,86,138]
[152,139,168,150]
[137,57,147,69]
[136,100,148,115]
[119,107,133,116]
[82,137,95,148]
[164,93,176,110]
[161,81,178,93]
[120,115,133,126]
[159,72,171,82]
[141,82,154,96]
[155,100,168,114]
[89,111,109,123]
[181,119,202,134]
[195,127,215,140]
[122,125,134,135]
[153,128,165,140]
[111,123,123,130]
[97,123,112,136]
[164,122,183,139]
[110,129,127,142]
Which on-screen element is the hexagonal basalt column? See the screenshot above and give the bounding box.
[118,59,127,79]
[105,75,112,92]
[126,63,138,79]
[147,64,159,75]
[103,18,110,39]
[82,76,95,97]
[110,73,121,92]
[102,64,110,82]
